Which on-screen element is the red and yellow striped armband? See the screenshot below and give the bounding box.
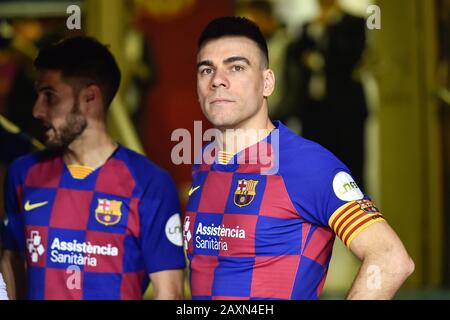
[328,199,385,248]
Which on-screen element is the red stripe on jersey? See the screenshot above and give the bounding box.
[302,226,334,266]
[191,255,219,297]
[16,184,23,212]
[301,223,312,253]
[259,175,298,219]
[50,189,93,230]
[197,172,232,214]
[126,198,141,237]
[121,272,146,300]
[25,156,63,188]
[250,255,300,299]
[95,159,135,198]
[45,268,83,300]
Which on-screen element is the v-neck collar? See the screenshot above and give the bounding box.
[210,121,281,172]
[63,144,121,180]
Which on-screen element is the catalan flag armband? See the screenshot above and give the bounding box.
[328,199,385,248]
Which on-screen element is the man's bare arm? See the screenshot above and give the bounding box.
[346,221,414,299]
[149,269,184,300]
[1,250,26,300]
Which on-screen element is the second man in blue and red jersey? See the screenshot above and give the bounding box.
[1,37,185,300]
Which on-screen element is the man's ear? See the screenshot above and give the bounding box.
[82,84,101,104]
[263,68,275,97]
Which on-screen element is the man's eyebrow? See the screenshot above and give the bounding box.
[197,56,251,69]
[35,84,56,92]
[197,60,214,69]
[223,56,251,66]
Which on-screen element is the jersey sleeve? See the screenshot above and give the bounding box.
[285,147,384,248]
[139,170,186,274]
[323,169,384,248]
[2,161,26,252]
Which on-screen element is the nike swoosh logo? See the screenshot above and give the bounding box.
[188,186,201,196]
[24,200,48,211]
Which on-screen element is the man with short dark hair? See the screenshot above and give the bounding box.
[1,36,185,300]
[184,17,414,300]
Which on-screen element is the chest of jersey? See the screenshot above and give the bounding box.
[185,171,303,257]
[20,184,138,271]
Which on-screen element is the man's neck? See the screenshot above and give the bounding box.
[63,127,117,169]
[217,117,275,155]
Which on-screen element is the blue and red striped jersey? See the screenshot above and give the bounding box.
[184,121,383,300]
[2,145,185,300]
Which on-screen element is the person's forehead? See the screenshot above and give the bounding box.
[36,70,62,85]
[35,70,72,93]
[36,70,71,90]
[198,36,261,60]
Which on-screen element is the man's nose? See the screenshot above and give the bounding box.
[211,69,229,89]
[32,97,46,120]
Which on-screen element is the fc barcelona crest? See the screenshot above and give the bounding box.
[356,199,380,213]
[234,179,259,207]
[95,199,123,226]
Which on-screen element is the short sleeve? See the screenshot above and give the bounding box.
[284,147,384,248]
[139,170,186,274]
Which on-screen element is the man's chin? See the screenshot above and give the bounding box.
[208,116,238,129]
[45,139,68,150]
[45,143,64,150]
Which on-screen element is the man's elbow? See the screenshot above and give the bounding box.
[401,255,415,279]
[389,250,415,281]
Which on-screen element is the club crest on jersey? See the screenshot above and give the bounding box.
[357,199,380,213]
[234,179,259,207]
[95,199,122,226]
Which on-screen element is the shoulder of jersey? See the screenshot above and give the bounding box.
[118,146,174,184]
[277,126,343,174]
[8,149,58,175]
